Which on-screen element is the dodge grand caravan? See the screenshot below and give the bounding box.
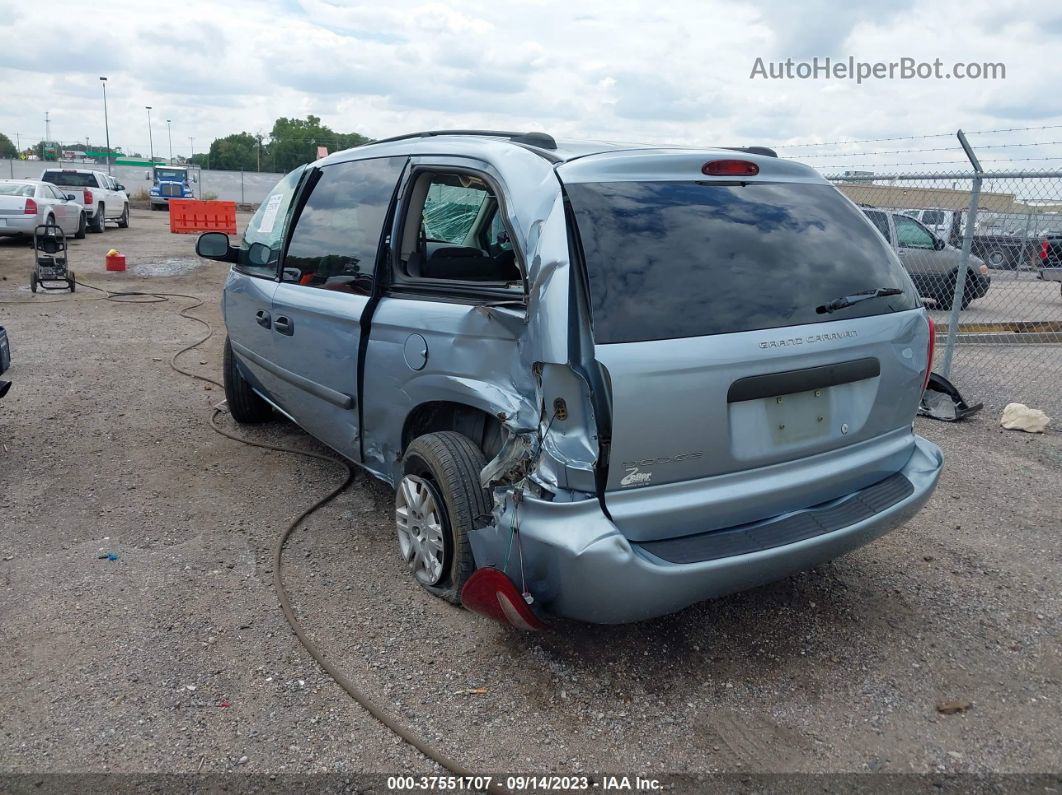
[196,130,943,625]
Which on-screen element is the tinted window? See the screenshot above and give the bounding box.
[894,215,935,249]
[865,210,891,240]
[566,181,919,344]
[920,210,945,225]
[240,166,305,278]
[283,156,406,295]
[41,171,98,188]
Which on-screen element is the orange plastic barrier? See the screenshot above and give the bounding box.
[168,199,238,235]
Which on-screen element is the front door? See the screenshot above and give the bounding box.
[223,167,304,403]
[268,155,408,460]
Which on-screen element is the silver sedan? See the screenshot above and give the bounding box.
[0,179,86,239]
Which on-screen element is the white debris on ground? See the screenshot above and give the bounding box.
[1000,403,1052,433]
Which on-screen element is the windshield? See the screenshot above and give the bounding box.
[41,171,97,188]
[0,183,34,197]
[155,169,186,181]
[566,180,920,344]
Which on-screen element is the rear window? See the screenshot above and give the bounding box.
[41,171,98,188]
[566,181,919,344]
[0,184,33,197]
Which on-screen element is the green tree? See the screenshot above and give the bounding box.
[0,132,16,159]
[206,132,259,171]
[267,115,371,172]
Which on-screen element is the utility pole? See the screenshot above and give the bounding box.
[145,107,154,163]
[166,119,173,164]
[100,76,111,173]
[44,111,50,160]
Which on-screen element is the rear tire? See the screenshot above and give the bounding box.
[91,204,105,233]
[74,212,86,239]
[222,337,272,423]
[398,432,491,604]
[117,204,129,228]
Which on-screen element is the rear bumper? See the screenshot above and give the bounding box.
[0,216,38,236]
[470,435,943,624]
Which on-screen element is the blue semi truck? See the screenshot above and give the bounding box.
[147,165,196,210]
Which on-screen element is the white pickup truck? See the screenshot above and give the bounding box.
[39,168,129,233]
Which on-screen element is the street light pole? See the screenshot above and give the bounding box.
[100,76,111,174]
[145,106,154,163]
[166,119,173,164]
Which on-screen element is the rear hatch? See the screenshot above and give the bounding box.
[560,156,929,541]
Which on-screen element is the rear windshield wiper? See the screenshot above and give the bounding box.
[816,287,903,314]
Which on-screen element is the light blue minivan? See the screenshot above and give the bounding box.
[196,130,943,625]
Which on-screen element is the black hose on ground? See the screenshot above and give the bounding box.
[52,279,509,793]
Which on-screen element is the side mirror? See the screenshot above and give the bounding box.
[116,184,125,191]
[196,232,234,261]
[191,175,198,183]
[145,171,151,180]
[66,194,77,201]
[933,237,945,250]
[247,242,272,267]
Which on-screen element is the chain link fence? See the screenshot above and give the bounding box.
[830,169,1062,416]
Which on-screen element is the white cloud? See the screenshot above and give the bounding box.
[0,0,1059,170]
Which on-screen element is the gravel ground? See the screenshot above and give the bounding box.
[0,212,1059,783]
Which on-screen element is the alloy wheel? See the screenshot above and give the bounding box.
[395,474,447,586]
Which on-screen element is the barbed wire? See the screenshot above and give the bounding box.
[818,155,1062,170]
[779,123,1062,149]
[797,140,1062,159]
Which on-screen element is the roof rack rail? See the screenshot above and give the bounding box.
[722,146,778,158]
[365,129,558,151]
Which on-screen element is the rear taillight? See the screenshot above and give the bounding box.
[24,198,37,215]
[923,315,935,393]
[83,189,93,206]
[1041,240,1050,261]
[703,159,759,176]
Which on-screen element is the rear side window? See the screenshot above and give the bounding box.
[283,156,406,295]
[566,181,919,344]
[864,210,891,240]
[422,179,488,244]
[921,210,945,225]
[41,171,98,188]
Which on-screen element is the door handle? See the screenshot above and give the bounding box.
[274,315,294,336]
[255,310,271,329]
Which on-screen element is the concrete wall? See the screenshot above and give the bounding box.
[1,159,283,206]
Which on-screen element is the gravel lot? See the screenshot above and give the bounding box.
[0,212,1059,784]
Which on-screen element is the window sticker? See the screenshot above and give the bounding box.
[257,194,284,234]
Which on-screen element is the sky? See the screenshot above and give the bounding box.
[2,0,1062,171]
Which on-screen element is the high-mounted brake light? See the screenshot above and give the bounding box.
[24,198,37,215]
[923,315,935,394]
[703,159,759,176]
[83,189,93,206]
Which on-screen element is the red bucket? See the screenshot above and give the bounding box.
[105,254,126,272]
